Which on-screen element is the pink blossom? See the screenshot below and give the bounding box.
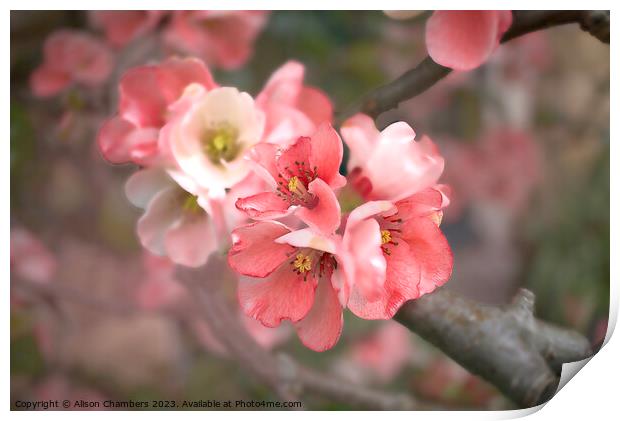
[30,29,114,97]
[97,57,216,165]
[441,128,542,217]
[236,124,346,235]
[164,11,269,70]
[340,189,452,319]
[135,253,186,310]
[10,227,57,284]
[89,11,166,47]
[125,168,220,267]
[425,11,513,71]
[350,322,412,383]
[256,61,334,146]
[341,113,444,202]
[228,221,343,351]
[161,84,266,196]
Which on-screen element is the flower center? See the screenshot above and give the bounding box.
[293,253,312,273]
[202,124,240,165]
[380,230,392,245]
[288,249,337,282]
[275,162,319,207]
[182,194,202,214]
[379,215,403,255]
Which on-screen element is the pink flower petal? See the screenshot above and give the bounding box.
[125,168,173,209]
[341,217,387,302]
[90,11,165,47]
[119,65,167,127]
[136,187,183,256]
[165,212,216,267]
[228,221,296,278]
[97,117,160,164]
[394,188,445,221]
[295,278,343,351]
[296,178,342,235]
[400,216,453,296]
[257,60,304,108]
[235,192,291,220]
[426,11,504,71]
[30,65,70,98]
[348,240,421,319]
[275,228,338,254]
[309,123,345,188]
[367,127,444,201]
[276,136,312,179]
[341,113,380,170]
[297,86,333,127]
[156,57,217,104]
[248,143,281,187]
[346,200,396,228]
[238,264,316,327]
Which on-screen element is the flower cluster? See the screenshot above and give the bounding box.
[99,57,453,351]
[98,58,331,269]
[31,11,269,98]
[90,10,269,69]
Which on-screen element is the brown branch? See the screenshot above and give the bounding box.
[177,264,419,410]
[394,288,592,408]
[341,10,609,121]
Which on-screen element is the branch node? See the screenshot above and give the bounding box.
[510,288,536,317]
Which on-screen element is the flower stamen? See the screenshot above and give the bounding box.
[293,253,312,274]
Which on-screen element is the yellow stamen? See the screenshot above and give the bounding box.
[293,253,312,273]
[381,230,392,245]
[182,194,202,213]
[288,176,300,193]
[202,124,240,164]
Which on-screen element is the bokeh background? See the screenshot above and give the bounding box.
[10,11,609,410]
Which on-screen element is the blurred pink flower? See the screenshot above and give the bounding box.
[30,29,114,97]
[228,220,343,351]
[89,11,166,47]
[256,61,334,146]
[412,357,497,406]
[350,322,412,383]
[441,128,542,218]
[236,124,346,235]
[135,253,186,310]
[341,114,444,202]
[425,11,512,71]
[98,57,216,165]
[164,11,269,70]
[10,226,57,284]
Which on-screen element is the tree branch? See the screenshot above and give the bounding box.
[177,264,419,410]
[394,288,592,408]
[341,10,609,121]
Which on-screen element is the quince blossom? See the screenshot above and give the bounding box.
[164,11,269,70]
[30,29,114,98]
[89,11,166,47]
[98,57,216,166]
[228,221,343,351]
[236,124,345,235]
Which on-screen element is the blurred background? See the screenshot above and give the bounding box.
[10,11,609,410]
